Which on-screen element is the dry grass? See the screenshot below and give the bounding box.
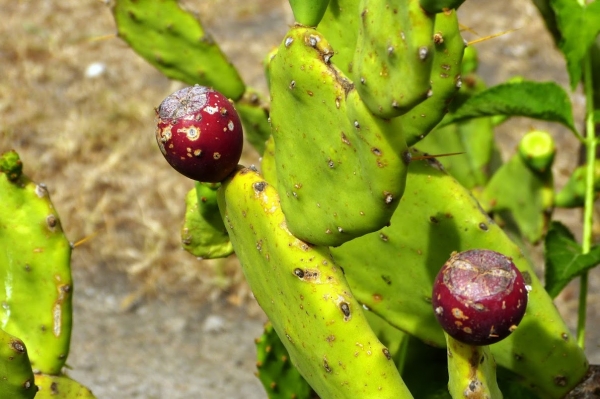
[0,0,289,303]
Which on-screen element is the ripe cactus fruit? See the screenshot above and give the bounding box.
[269,27,409,246]
[0,329,36,399]
[432,250,529,346]
[352,0,435,117]
[0,151,72,375]
[217,167,413,398]
[330,152,588,398]
[156,85,244,183]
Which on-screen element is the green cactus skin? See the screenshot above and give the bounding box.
[417,117,498,190]
[34,374,95,398]
[555,160,600,208]
[479,139,554,243]
[316,0,361,75]
[255,322,316,399]
[517,130,556,173]
[397,10,466,146]
[289,0,331,27]
[112,0,245,100]
[419,0,466,14]
[330,151,588,398]
[445,334,503,399]
[0,152,72,375]
[352,0,435,118]
[269,27,409,247]
[181,182,233,259]
[0,150,23,182]
[260,135,277,185]
[217,167,413,398]
[236,89,272,156]
[0,329,37,399]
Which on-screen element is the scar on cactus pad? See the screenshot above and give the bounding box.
[156,85,243,183]
[432,249,529,346]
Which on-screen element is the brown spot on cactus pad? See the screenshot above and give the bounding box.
[432,249,528,345]
[155,85,243,182]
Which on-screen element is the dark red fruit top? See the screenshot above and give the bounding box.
[156,85,243,183]
[432,249,529,346]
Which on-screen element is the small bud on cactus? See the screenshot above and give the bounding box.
[155,85,244,183]
[432,249,528,346]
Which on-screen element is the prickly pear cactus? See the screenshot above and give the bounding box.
[0,329,36,399]
[0,150,72,375]
[255,322,316,399]
[218,167,413,398]
[33,374,95,399]
[352,0,435,117]
[269,27,410,247]
[112,0,245,100]
[181,182,233,259]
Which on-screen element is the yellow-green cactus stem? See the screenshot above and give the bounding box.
[0,151,72,375]
[446,334,503,399]
[217,167,413,398]
[255,322,315,399]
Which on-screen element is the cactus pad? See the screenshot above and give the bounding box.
[34,374,95,398]
[255,322,316,399]
[217,167,413,398]
[0,329,36,399]
[0,151,72,375]
[181,182,233,259]
[330,151,588,398]
[352,0,435,117]
[112,0,245,100]
[269,27,409,246]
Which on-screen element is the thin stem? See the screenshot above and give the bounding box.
[577,48,597,349]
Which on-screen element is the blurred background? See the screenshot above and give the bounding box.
[1,0,598,397]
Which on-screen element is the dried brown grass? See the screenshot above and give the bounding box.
[0,0,289,304]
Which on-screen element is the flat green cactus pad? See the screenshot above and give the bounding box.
[398,10,466,146]
[217,167,413,398]
[0,152,72,375]
[255,322,316,399]
[34,374,95,398]
[331,151,588,398]
[112,0,245,100]
[269,27,409,247]
[0,329,36,399]
[181,182,234,259]
[316,0,361,75]
[352,0,435,117]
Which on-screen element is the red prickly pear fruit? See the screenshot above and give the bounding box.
[432,249,529,346]
[155,85,244,183]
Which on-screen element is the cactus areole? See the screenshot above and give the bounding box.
[432,249,529,346]
[156,85,243,183]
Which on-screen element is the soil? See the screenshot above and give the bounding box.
[2,0,600,398]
